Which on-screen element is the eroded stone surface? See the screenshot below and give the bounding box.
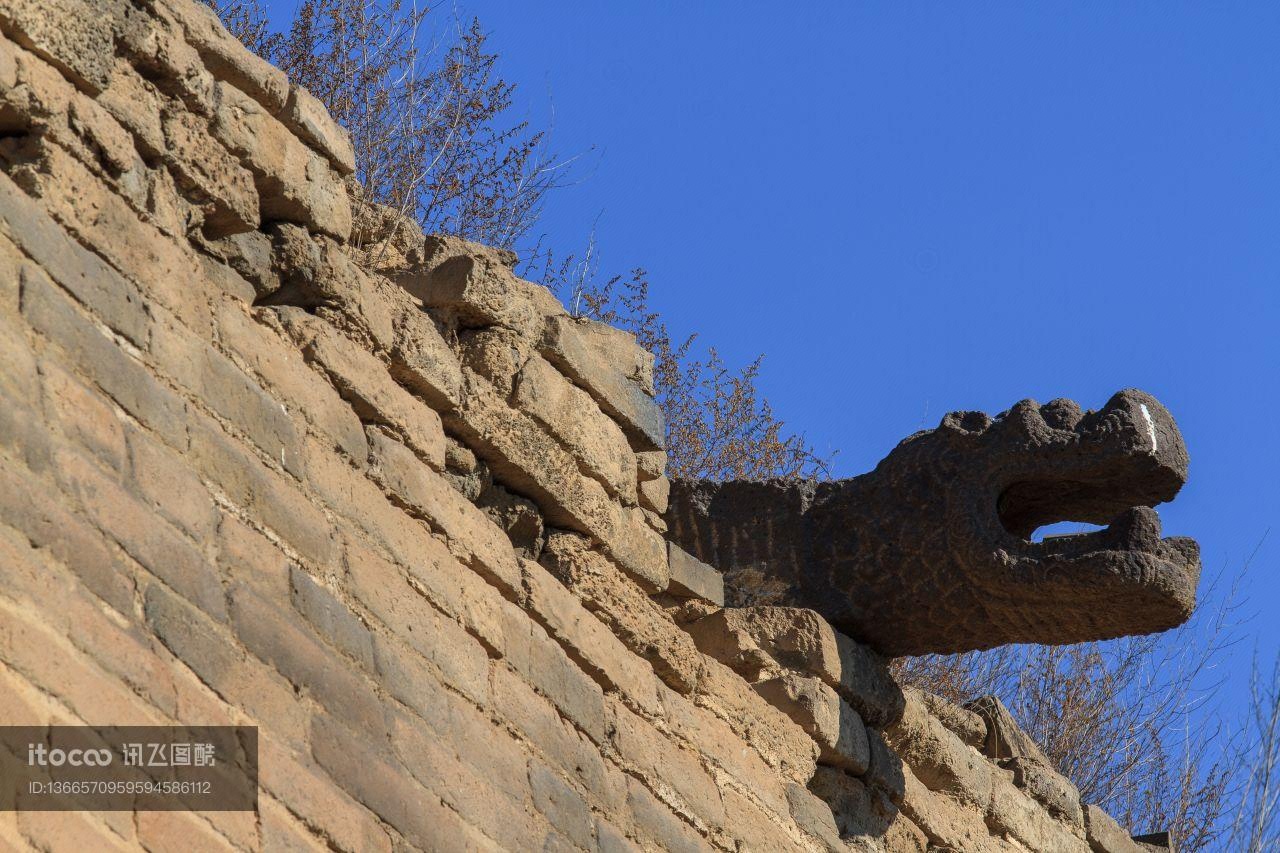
[668,390,1201,655]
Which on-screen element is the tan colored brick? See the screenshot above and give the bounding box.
[309,714,491,852]
[228,585,389,740]
[0,597,164,725]
[20,260,188,449]
[364,428,520,595]
[125,422,219,543]
[0,462,135,615]
[260,795,331,852]
[97,58,165,159]
[216,513,292,601]
[513,354,638,501]
[152,313,305,478]
[144,582,309,752]
[215,301,367,460]
[389,304,464,412]
[609,702,726,833]
[11,135,220,337]
[541,533,698,694]
[40,360,126,472]
[188,412,337,571]
[209,82,350,239]
[54,445,225,619]
[0,0,119,94]
[153,0,289,111]
[137,811,237,852]
[638,475,669,514]
[390,711,544,850]
[451,375,668,591]
[0,172,150,347]
[625,776,712,853]
[885,690,992,810]
[754,673,870,775]
[159,105,260,236]
[281,84,356,175]
[491,665,626,815]
[290,566,377,672]
[17,809,132,853]
[522,558,661,716]
[259,736,393,853]
[539,314,663,451]
[282,312,444,469]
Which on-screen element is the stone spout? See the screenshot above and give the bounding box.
[666,389,1201,656]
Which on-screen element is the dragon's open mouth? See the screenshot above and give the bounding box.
[992,389,1199,583]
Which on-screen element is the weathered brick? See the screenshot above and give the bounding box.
[54,445,225,619]
[188,413,336,571]
[397,250,559,337]
[20,261,188,449]
[667,543,724,607]
[152,314,305,478]
[0,172,149,346]
[390,711,542,850]
[0,597,164,725]
[364,428,520,595]
[136,810,237,852]
[885,690,992,810]
[125,422,219,543]
[609,703,725,833]
[17,810,133,853]
[1084,803,1144,853]
[522,558,660,716]
[209,82,350,239]
[283,312,444,469]
[159,105,260,237]
[152,0,289,111]
[11,134,221,337]
[259,796,330,852]
[309,714,487,852]
[451,375,669,592]
[290,566,377,672]
[215,301,367,460]
[625,776,711,853]
[539,314,663,451]
[754,673,870,775]
[491,665,625,814]
[40,360,127,472]
[529,758,594,850]
[258,736,393,853]
[637,474,669,514]
[512,354,637,501]
[389,304,464,412]
[229,585,389,740]
[0,461,135,615]
[281,84,356,175]
[216,513,291,600]
[0,0,122,94]
[541,533,698,694]
[97,58,165,159]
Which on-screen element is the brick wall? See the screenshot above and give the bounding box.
[0,1,1153,851]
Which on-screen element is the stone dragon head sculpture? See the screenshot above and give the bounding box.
[667,389,1201,656]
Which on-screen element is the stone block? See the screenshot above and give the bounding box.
[967,694,1053,766]
[512,354,638,501]
[638,475,670,514]
[539,313,664,451]
[0,0,121,94]
[396,249,559,337]
[280,84,356,175]
[364,428,521,596]
[0,172,150,347]
[125,423,219,543]
[1084,804,1144,853]
[754,673,870,774]
[282,312,444,470]
[885,690,992,810]
[159,106,259,236]
[389,305,464,412]
[919,691,987,750]
[152,0,289,112]
[988,767,1089,853]
[667,543,725,607]
[625,776,711,852]
[209,82,350,239]
[529,759,594,851]
[1008,756,1083,826]
[522,559,661,715]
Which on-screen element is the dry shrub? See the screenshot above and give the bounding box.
[207,0,563,257]
[537,253,832,482]
[894,563,1256,851]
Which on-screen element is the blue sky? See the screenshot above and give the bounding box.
[266,2,1277,704]
[457,1,1278,677]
